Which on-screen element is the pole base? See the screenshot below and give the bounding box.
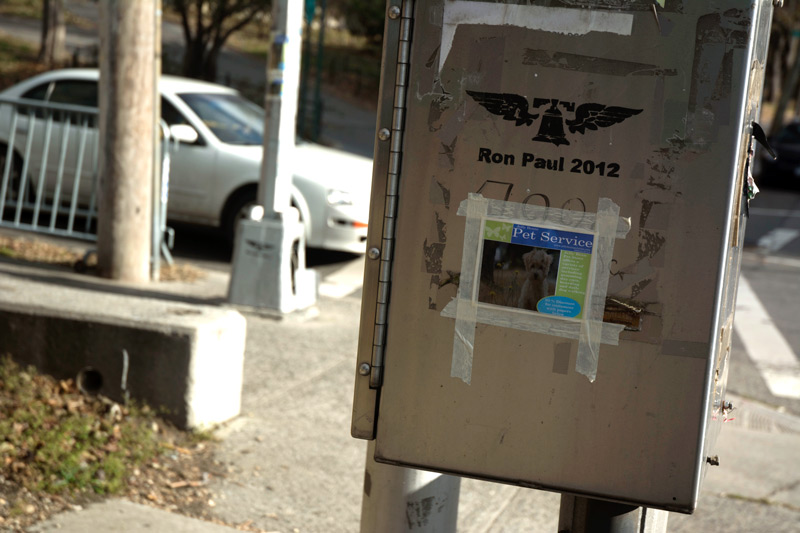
[227,210,317,313]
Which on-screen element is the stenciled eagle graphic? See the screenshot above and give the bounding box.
[466,90,642,146]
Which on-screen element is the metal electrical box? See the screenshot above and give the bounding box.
[352,0,774,513]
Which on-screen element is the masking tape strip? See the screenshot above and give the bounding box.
[455,197,632,238]
[439,0,634,73]
[451,195,489,385]
[446,194,628,384]
[442,300,625,345]
[575,198,620,382]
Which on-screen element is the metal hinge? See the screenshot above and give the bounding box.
[369,0,414,389]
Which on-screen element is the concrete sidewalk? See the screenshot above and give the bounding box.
[1,252,797,533]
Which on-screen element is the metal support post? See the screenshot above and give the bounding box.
[360,441,460,533]
[227,0,317,313]
[558,495,669,533]
[150,0,162,281]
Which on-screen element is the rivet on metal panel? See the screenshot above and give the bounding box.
[368,247,381,260]
[378,128,391,141]
[359,362,371,376]
[388,5,401,19]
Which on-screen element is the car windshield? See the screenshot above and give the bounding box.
[178,92,264,145]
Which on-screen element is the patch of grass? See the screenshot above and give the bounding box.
[0,355,164,496]
[0,0,42,19]
[0,0,93,30]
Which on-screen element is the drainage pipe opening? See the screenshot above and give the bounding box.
[77,367,103,395]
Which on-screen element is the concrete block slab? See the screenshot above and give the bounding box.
[0,272,245,429]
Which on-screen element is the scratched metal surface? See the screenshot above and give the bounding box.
[357,0,773,513]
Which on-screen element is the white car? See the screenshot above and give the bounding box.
[0,69,372,253]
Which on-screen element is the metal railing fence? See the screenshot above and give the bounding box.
[0,96,171,272]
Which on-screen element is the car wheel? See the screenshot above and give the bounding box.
[223,188,309,249]
[222,188,258,246]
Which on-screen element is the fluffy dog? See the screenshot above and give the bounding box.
[518,249,553,311]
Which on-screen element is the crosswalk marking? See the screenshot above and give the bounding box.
[735,276,800,399]
[318,258,365,299]
[749,207,800,219]
[757,228,800,253]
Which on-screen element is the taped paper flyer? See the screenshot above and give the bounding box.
[478,219,595,319]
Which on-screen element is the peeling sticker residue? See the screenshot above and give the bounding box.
[428,93,453,133]
[637,229,666,261]
[523,50,677,78]
[439,1,634,72]
[439,138,457,168]
[639,200,657,228]
[435,211,447,242]
[631,278,654,300]
[686,10,748,145]
[430,180,451,208]
[424,239,445,274]
[428,274,441,310]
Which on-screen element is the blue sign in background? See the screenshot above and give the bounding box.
[510,224,594,254]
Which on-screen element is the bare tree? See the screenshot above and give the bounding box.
[169,0,271,81]
[38,0,66,66]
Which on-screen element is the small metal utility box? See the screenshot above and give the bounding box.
[352,0,774,513]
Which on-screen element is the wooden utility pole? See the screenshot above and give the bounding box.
[97,0,156,282]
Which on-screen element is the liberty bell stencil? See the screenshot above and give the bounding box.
[466,90,641,147]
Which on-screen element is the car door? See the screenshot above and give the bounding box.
[160,96,216,222]
[9,80,53,210]
[45,80,100,210]
[12,79,99,214]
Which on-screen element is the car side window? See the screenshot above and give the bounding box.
[161,98,203,145]
[19,82,52,118]
[161,98,188,126]
[21,83,51,101]
[49,80,98,108]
